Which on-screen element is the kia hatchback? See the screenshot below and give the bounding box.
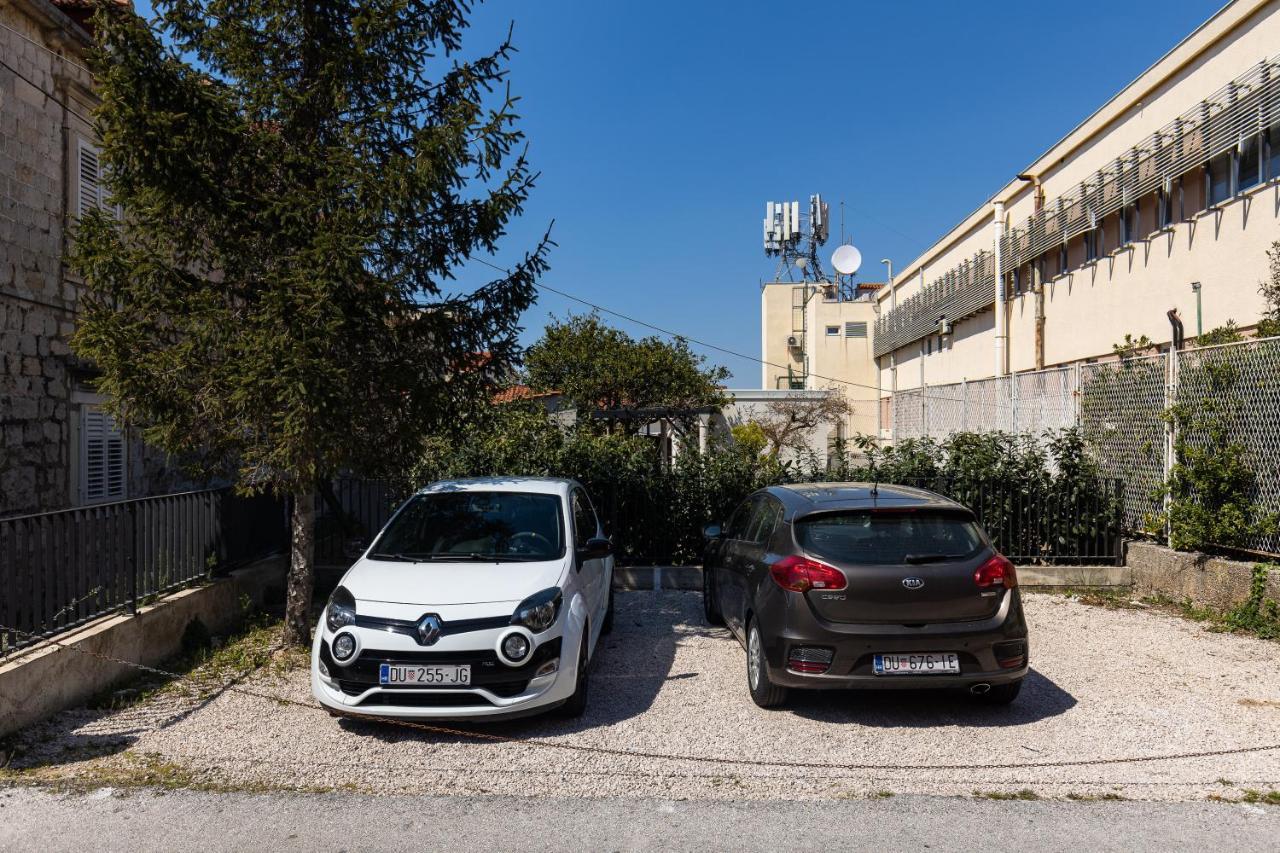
[702,483,1028,708]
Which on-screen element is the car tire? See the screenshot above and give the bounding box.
[703,567,724,626]
[974,679,1022,706]
[746,619,787,708]
[560,630,591,718]
[602,585,615,635]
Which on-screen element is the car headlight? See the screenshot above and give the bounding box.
[511,587,562,633]
[332,632,357,662]
[326,585,357,633]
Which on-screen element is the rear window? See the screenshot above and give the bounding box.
[795,511,984,565]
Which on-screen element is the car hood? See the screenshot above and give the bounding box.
[341,556,568,606]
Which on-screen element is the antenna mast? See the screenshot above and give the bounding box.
[762,195,831,283]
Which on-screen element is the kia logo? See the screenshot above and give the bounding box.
[416,614,443,645]
[902,577,925,590]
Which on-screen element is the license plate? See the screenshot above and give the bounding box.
[873,652,960,676]
[379,663,471,686]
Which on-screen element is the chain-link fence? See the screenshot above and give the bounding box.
[890,338,1280,554]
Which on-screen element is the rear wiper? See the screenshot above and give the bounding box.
[904,553,963,564]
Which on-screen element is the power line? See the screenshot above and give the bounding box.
[0,56,96,127]
[0,21,95,78]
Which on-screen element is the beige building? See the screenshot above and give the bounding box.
[1,0,179,516]
[759,280,881,439]
[874,0,1280,410]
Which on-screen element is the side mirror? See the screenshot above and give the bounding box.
[577,536,613,566]
[702,523,722,542]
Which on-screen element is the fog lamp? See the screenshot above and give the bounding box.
[502,633,531,662]
[332,632,356,662]
[534,659,559,678]
[317,657,331,678]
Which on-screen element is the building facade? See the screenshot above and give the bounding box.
[1,0,178,516]
[874,0,1280,410]
[759,280,881,439]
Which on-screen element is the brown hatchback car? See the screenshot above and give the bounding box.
[702,483,1029,708]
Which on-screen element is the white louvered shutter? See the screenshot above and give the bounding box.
[78,141,102,217]
[82,408,127,503]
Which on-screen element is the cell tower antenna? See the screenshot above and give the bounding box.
[761,194,831,283]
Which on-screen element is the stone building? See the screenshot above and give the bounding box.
[1,0,178,516]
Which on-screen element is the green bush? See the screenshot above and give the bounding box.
[410,406,1118,566]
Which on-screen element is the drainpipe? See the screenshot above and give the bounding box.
[993,200,1008,376]
[1190,282,1203,340]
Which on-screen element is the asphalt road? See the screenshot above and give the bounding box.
[2,787,1278,852]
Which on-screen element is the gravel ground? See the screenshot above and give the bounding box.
[6,591,1280,801]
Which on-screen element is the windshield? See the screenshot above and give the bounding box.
[369,491,565,562]
[795,510,984,565]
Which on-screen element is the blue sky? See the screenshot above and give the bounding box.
[138,0,1223,386]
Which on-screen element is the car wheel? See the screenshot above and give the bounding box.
[560,630,591,717]
[602,585,615,635]
[746,618,787,708]
[703,567,724,626]
[974,679,1022,706]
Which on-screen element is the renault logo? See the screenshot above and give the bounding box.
[416,614,443,645]
[902,577,925,590]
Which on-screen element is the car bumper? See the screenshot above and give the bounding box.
[758,588,1030,691]
[310,619,582,721]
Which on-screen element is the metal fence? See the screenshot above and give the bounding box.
[0,489,286,656]
[897,477,1125,565]
[891,336,1280,553]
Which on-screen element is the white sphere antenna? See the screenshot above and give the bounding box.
[831,244,862,276]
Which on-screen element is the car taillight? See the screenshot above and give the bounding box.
[788,646,834,674]
[769,555,847,592]
[974,554,1017,589]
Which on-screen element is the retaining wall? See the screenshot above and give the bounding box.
[0,556,286,738]
[1126,541,1280,609]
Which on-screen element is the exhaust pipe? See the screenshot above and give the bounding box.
[969,683,992,695]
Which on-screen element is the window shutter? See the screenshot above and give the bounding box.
[78,141,102,217]
[844,321,867,338]
[82,408,126,503]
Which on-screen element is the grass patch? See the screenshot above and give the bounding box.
[1,752,354,795]
[1065,792,1126,801]
[973,788,1039,801]
[871,790,894,799]
[85,612,305,714]
[1057,565,1280,642]
[1241,790,1280,805]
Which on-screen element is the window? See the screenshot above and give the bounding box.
[80,407,126,504]
[1121,201,1138,244]
[572,490,598,547]
[926,337,933,355]
[746,498,782,546]
[1058,245,1068,276]
[1238,134,1261,192]
[844,321,867,338]
[726,498,758,541]
[1157,184,1174,229]
[1267,123,1280,180]
[1084,228,1098,262]
[795,511,983,565]
[826,325,839,337]
[1208,151,1232,206]
[368,491,566,560]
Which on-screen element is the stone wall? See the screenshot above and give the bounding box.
[1126,541,1280,610]
[0,0,93,516]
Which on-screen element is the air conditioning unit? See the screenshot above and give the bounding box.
[786,335,800,349]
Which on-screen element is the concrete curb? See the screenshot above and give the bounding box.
[0,556,286,738]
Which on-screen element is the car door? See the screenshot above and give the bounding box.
[571,488,607,639]
[739,495,783,618]
[720,495,764,637]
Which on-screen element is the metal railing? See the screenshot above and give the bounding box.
[895,477,1125,566]
[0,489,286,656]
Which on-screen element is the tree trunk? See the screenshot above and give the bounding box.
[283,490,316,646]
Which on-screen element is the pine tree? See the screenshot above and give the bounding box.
[70,0,549,644]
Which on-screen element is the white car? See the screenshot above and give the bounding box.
[311,478,614,720]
